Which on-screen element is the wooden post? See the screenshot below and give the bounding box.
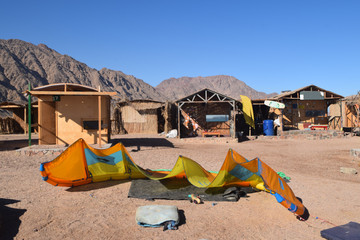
[164,101,169,134]
[357,106,360,128]
[177,103,180,138]
[232,100,236,138]
[340,101,344,129]
[28,82,31,146]
[279,110,284,133]
[24,107,27,135]
[98,86,102,147]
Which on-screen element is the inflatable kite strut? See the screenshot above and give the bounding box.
[40,138,307,217]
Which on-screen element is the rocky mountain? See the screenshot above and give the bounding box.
[0,39,164,103]
[156,75,277,100]
[0,39,276,105]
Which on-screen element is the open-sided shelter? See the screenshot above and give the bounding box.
[268,85,343,130]
[176,89,241,138]
[0,101,38,134]
[28,83,116,145]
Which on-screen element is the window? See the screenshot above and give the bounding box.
[83,120,103,130]
[206,115,229,122]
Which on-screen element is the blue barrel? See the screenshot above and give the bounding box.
[263,120,274,136]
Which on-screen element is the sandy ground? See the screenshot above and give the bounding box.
[0,133,359,240]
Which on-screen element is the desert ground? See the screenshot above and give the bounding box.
[0,133,359,240]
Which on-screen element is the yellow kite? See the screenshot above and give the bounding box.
[40,138,307,219]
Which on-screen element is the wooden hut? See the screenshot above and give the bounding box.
[28,83,116,145]
[113,100,170,134]
[340,93,360,131]
[176,89,241,138]
[0,101,38,134]
[268,85,343,130]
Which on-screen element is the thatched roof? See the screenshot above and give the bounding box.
[343,93,360,106]
[117,99,164,110]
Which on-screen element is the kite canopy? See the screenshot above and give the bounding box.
[40,138,307,218]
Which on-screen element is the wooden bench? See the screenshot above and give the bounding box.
[310,124,328,130]
[202,132,221,137]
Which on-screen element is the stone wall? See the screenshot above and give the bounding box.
[257,130,351,140]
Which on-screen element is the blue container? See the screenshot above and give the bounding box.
[263,120,274,136]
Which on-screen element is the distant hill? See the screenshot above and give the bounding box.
[0,39,164,102]
[0,39,276,105]
[156,75,277,100]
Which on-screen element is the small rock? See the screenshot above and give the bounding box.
[340,167,358,175]
[350,149,360,158]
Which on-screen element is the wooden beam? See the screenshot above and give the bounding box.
[208,93,216,101]
[0,105,23,109]
[178,100,237,104]
[197,94,205,101]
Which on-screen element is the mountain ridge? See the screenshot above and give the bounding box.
[0,39,164,102]
[0,39,276,104]
[156,75,277,100]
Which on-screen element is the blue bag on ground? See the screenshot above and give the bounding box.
[136,205,179,230]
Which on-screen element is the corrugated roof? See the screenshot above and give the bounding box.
[117,99,164,110]
[270,85,343,100]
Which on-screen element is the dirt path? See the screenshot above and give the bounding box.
[0,134,359,239]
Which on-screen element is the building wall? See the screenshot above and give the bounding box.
[39,99,56,144]
[343,103,359,128]
[282,100,328,129]
[121,105,158,134]
[12,108,25,132]
[328,102,342,130]
[38,95,110,145]
[0,117,23,133]
[56,95,110,145]
[181,102,233,137]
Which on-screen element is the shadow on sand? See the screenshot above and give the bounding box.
[110,137,175,149]
[0,139,38,151]
[0,198,27,240]
[66,180,131,192]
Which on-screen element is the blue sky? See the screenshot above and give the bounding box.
[1,0,359,96]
